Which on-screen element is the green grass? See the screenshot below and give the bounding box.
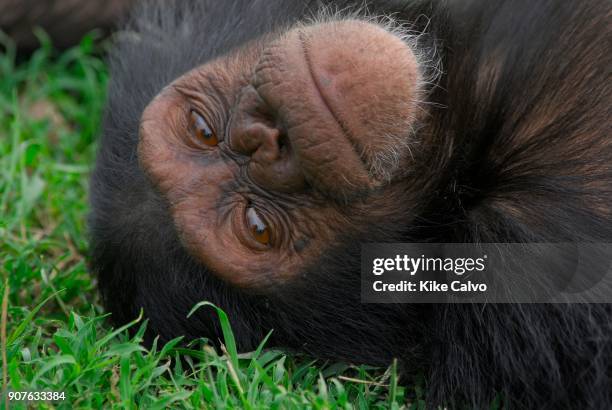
[0,33,426,409]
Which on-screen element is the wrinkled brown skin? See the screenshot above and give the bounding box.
[139,20,422,288]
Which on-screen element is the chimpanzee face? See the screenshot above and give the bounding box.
[138,19,425,288]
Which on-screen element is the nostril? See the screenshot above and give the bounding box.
[278,133,288,151]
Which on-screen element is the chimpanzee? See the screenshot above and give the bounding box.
[89,0,612,408]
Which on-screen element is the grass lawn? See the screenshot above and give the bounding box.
[0,33,425,409]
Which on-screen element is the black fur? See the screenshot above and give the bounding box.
[90,0,612,408]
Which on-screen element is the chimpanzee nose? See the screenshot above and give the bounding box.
[231,118,280,161]
[229,85,307,193]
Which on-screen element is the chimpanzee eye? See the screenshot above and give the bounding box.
[246,207,271,246]
[189,110,218,146]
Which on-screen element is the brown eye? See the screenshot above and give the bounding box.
[189,110,218,146]
[246,207,271,246]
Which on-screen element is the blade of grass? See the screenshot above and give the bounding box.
[8,289,64,345]
[1,278,9,410]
